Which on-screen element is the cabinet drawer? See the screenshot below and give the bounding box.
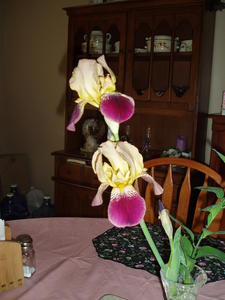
[54,180,110,218]
[55,155,100,187]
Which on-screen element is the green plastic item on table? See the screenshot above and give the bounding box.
[99,295,127,300]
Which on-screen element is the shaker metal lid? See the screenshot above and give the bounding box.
[16,234,33,246]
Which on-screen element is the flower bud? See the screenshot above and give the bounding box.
[158,200,173,239]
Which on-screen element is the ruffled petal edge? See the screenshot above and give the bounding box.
[108,185,146,228]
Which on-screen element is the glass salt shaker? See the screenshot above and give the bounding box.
[16,234,36,278]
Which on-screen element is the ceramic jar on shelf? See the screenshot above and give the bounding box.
[154,35,171,52]
[89,30,103,54]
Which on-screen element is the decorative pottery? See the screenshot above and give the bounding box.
[80,118,105,155]
[145,37,151,52]
[180,39,192,52]
[89,30,103,54]
[154,35,171,52]
[105,32,112,53]
[114,41,120,53]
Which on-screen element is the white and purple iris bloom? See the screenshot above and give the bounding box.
[67,55,134,141]
[67,56,163,228]
[92,141,163,228]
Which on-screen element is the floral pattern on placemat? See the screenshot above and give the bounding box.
[92,224,225,283]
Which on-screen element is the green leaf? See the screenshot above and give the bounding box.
[195,245,225,262]
[201,201,225,227]
[166,227,182,282]
[180,235,196,274]
[179,264,194,284]
[195,186,224,199]
[202,228,225,236]
[202,200,225,214]
[181,235,193,257]
[212,230,225,235]
[214,149,225,163]
[202,228,213,239]
[168,213,195,242]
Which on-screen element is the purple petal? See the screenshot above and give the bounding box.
[158,200,164,212]
[108,185,146,228]
[100,93,134,123]
[66,102,85,132]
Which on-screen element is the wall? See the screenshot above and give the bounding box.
[0,0,89,199]
[205,10,225,163]
[0,1,9,153]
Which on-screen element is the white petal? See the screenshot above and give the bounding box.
[117,141,144,176]
[92,148,107,183]
[140,172,163,195]
[92,183,109,206]
[69,59,102,107]
[101,141,129,175]
[97,55,116,84]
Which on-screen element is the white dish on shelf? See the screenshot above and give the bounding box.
[134,48,147,53]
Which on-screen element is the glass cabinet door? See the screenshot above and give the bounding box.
[71,13,126,93]
[100,14,126,92]
[172,13,200,110]
[125,12,153,101]
[150,14,173,103]
[125,11,200,110]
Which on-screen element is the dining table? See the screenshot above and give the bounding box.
[1,217,225,300]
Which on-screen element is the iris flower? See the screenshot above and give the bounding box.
[92,140,163,227]
[67,55,134,141]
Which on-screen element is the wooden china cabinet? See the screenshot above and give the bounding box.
[209,114,225,180]
[52,0,215,217]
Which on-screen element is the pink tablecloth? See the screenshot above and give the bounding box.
[1,218,225,300]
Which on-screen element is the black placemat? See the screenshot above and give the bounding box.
[93,224,225,283]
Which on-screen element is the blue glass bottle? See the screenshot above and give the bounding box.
[1,193,14,220]
[32,196,54,218]
[10,184,29,219]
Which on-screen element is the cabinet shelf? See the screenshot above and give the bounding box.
[76,53,120,60]
[173,52,192,61]
[153,52,171,58]
[134,52,150,57]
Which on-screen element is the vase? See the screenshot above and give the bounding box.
[160,265,207,300]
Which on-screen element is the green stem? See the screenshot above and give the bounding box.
[107,128,119,142]
[167,238,174,267]
[140,219,166,272]
[192,233,204,258]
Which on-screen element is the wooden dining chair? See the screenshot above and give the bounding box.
[142,157,224,237]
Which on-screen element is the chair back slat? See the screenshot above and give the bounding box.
[192,174,208,232]
[176,168,191,225]
[144,183,154,223]
[143,166,155,223]
[162,165,173,212]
